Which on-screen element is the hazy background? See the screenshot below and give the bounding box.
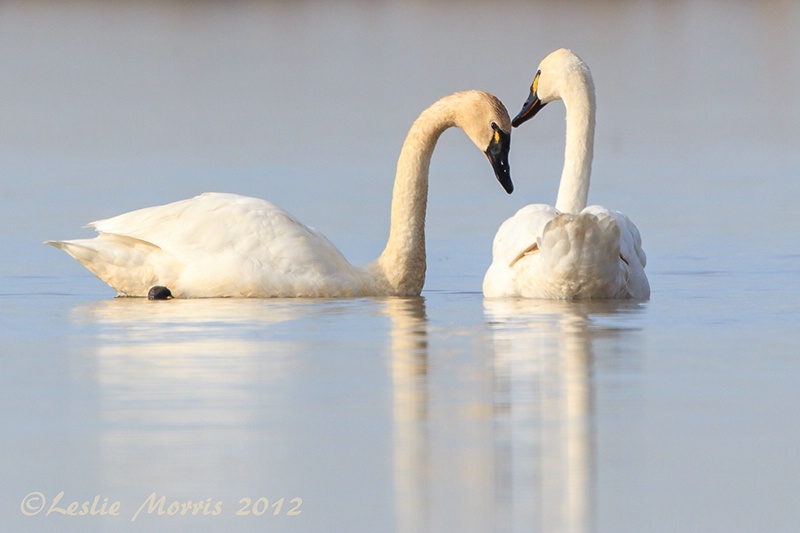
[1,1,799,532]
[3,0,797,276]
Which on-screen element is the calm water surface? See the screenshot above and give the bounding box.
[2,1,800,532]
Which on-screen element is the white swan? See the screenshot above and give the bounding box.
[483,49,649,300]
[48,90,513,298]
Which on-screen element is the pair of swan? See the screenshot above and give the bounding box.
[48,49,648,300]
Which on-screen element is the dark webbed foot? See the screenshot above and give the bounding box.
[148,286,173,300]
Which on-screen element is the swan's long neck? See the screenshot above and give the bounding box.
[555,72,595,214]
[372,97,458,295]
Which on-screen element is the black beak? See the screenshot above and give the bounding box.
[512,87,547,128]
[485,127,513,194]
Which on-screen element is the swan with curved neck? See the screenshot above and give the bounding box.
[483,49,649,299]
[48,90,513,298]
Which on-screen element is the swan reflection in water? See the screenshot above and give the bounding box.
[387,296,644,532]
[385,297,430,532]
[71,294,642,529]
[70,297,334,491]
[485,298,644,533]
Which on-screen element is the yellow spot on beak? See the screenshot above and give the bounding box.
[532,71,540,94]
[493,130,501,144]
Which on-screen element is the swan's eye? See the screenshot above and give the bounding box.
[490,122,502,143]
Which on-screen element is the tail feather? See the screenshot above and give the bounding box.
[46,235,181,297]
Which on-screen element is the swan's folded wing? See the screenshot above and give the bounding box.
[583,205,646,268]
[491,204,559,267]
[617,212,647,268]
[89,193,280,256]
[583,205,649,298]
[90,192,354,273]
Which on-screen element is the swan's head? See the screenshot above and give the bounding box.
[456,91,514,194]
[512,48,592,128]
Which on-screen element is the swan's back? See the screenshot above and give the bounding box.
[483,204,649,299]
[48,193,375,297]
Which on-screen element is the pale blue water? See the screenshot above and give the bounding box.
[2,1,800,532]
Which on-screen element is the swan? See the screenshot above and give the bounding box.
[483,49,649,299]
[47,90,513,299]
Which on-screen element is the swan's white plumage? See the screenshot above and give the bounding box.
[49,193,374,298]
[484,204,647,299]
[483,49,649,300]
[48,91,513,298]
